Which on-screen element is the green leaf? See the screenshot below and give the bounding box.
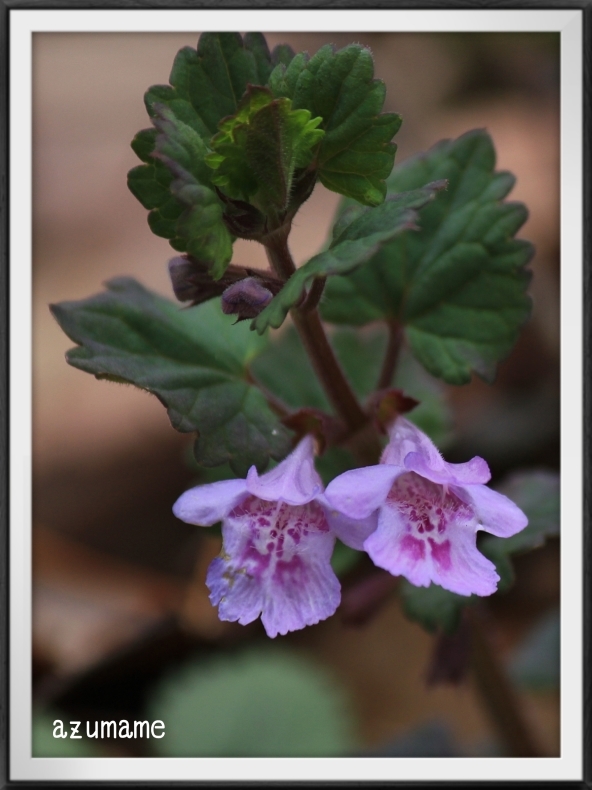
[153,104,215,189]
[289,44,401,206]
[315,445,358,483]
[268,51,309,99]
[271,43,296,68]
[172,182,233,280]
[128,129,187,250]
[321,130,533,384]
[393,348,453,448]
[250,324,327,411]
[400,581,469,635]
[252,184,442,333]
[146,105,234,278]
[130,33,277,255]
[148,647,355,756]
[128,120,233,269]
[50,278,292,475]
[153,33,275,138]
[206,85,324,211]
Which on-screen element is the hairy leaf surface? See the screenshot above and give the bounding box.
[51,278,292,475]
[322,130,533,384]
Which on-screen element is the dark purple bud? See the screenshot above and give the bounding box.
[168,257,203,303]
[221,277,274,320]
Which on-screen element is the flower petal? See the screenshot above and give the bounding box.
[381,417,444,469]
[207,556,264,626]
[246,435,322,505]
[364,505,434,588]
[405,452,491,486]
[428,522,500,596]
[173,479,247,526]
[456,484,528,538]
[383,417,491,486]
[260,545,341,638]
[320,497,379,550]
[365,500,499,596]
[207,496,340,638]
[325,465,404,520]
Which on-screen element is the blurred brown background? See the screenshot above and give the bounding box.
[32,32,560,757]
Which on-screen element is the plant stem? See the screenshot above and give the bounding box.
[264,237,368,436]
[263,226,296,280]
[468,607,542,757]
[290,308,368,433]
[377,319,403,390]
[300,276,326,313]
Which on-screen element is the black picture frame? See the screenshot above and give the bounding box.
[0,1,589,786]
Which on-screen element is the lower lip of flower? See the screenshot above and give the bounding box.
[386,472,473,568]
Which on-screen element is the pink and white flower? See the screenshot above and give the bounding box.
[173,436,375,637]
[325,418,528,597]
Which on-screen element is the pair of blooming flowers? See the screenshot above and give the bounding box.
[173,418,528,638]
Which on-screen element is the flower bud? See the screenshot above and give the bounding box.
[221,277,274,320]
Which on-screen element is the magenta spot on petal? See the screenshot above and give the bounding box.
[226,496,331,589]
[429,538,452,570]
[400,534,426,561]
[273,554,306,586]
[386,473,474,543]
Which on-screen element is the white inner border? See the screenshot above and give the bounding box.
[10,8,583,783]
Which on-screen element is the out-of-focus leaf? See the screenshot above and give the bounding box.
[322,130,533,385]
[508,608,560,690]
[250,325,327,411]
[330,539,363,577]
[480,470,560,590]
[148,647,355,756]
[252,184,442,333]
[50,278,291,475]
[364,721,460,757]
[393,347,453,448]
[400,581,470,635]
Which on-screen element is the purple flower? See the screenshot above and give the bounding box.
[173,437,373,637]
[325,418,528,597]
